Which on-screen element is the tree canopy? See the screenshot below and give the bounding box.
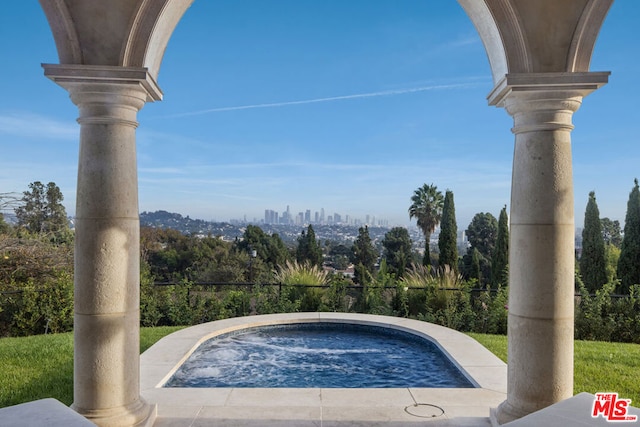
[463,212,498,285]
[580,192,607,293]
[601,217,622,248]
[492,206,509,288]
[617,179,640,294]
[382,227,413,278]
[408,183,444,267]
[296,225,323,267]
[466,212,498,260]
[237,225,291,268]
[437,190,458,272]
[14,181,68,238]
[351,226,377,284]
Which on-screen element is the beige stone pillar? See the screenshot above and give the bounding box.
[488,73,608,424]
[43,65,162,427]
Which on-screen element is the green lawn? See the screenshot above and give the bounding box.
[0,326,184,407]
[468,333,640,405]
[1,329,638,408]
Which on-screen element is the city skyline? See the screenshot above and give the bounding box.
[263,205,389,227]
[1,2,639,229]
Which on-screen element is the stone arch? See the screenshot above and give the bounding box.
[459,0,613,83]
[39,0,195,79]
[120,0,194,78]
[458,0,526,84]
[39,1,613,87]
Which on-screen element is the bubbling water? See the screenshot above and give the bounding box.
[165,323,474,388]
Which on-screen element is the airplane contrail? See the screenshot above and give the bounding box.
[162,82,479,118]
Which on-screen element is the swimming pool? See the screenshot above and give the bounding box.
[164,322,474,388]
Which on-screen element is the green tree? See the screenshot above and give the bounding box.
[382,227,413,278]
[468,247,482,283]
[604,244,621,285]
[14,181,68,236]
[601,217,622,248]
[492,206,509,288]
[463,212,498,285]
[237,225,291,269]
[466,212,498,259]
[409,183,444,267]
[327,243,352,270]
[437,190,458,272]
[351,225,377,284]
[237,225,269,258]
[296,225,323,267]
[266,233,291,267]
[617,179,640,294]
[580,191,607,293]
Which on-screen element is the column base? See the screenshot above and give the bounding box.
[491,399,532,426]
[72,398,156,427]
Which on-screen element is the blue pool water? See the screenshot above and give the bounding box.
[165,322,474,388]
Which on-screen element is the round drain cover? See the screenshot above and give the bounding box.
[404,403,445,418]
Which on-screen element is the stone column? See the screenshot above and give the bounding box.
[43,65,162,427]
[487,73,608,424]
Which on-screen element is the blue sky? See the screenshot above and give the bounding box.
[1,1,638,228]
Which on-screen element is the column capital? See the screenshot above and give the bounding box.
[488,72,609,135]
[43,64,163,128]
[42,64,163,103]
[487,72,610,107]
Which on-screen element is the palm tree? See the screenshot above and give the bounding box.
[409,183,444,267]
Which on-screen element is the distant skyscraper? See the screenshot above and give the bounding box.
[320,208,325,224]
[282,205,292,224]
[334,213,341,224]
[314,211,319,223]
[264,209,279,224]
[305,209,311,223]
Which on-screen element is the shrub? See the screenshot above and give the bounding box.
[472,284,508,335]
[401,263,432,317]
[322,275,350,312]
[2,272,73,336]
[251,284,300,314]
[356,260,394,315]
[274,260,329,311]
[404,264,475,330]
[575,281,617,341]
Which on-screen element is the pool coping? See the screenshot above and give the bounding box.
[140,313,507,425]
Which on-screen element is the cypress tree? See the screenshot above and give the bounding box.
[437,190,458,272]
[492,205,509,288]
[296,225,323,267]
[471,247,482,284]
[580,191,607,293]
[617,179,640,294]
[352,226,377,284]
